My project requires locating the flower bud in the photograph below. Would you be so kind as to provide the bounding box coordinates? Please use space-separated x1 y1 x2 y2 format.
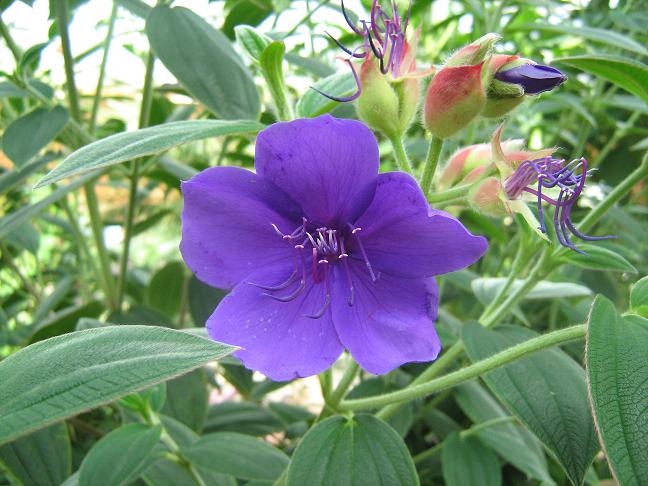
468 177 508 217
445 33 500 67
356 58 420 139
423 63 486 139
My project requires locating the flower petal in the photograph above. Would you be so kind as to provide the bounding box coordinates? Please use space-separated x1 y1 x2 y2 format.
181 166 302 289
331 264 441 375
255 115 379 226
351 172 488 278
207 265 343 381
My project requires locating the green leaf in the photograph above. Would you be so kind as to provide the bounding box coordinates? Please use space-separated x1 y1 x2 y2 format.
454 382 553 484
146 261 185 319
0 326 236 445
78 424 162 486
0 152 60 195
28 300 103 343
586 295 648 485
463 324 598 485
441 432 502 486
0 423 71 486
296 71 358 118
2 106 69 168
471 278 592 304
287 414 419 486
162 369 209 433
188 275 226 327
223 0 273 39
562 244 637 273
204 401 283 436
146 5 260 120
0 170 99 240
35 120 263 188
260 40 291 119
555 55 648 105
182 432 289 481
516 23 648 56
630 276 648 317
234 25 272 63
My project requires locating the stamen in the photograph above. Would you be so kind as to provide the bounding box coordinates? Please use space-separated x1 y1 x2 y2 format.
348 224 378 282
306 262 331 319
310 59 362 102
325 31 366 58
341 0 364 35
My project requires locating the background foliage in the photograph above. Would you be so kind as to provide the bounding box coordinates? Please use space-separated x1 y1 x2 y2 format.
1 0 647 485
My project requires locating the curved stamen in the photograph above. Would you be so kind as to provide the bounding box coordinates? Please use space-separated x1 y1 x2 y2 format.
250 269 298 291
348 224 378 282
310 59 362 102
325 31 366 58
341 0 364 35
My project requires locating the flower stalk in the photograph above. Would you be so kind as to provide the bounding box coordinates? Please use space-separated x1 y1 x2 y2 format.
341 325 586 411
389 135 414 173
420 135 444 197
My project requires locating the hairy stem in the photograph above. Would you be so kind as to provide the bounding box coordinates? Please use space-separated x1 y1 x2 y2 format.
420 135 444 197
341 325 585 411
389 135 414 173
54 0 82 123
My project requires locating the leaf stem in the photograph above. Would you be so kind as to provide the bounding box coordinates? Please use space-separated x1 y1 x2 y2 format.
420 135 443 197
116 51 156 308
389 135 414 173
54 0 82 123
341 325 585 412
460 416 517 438
89 2 118 134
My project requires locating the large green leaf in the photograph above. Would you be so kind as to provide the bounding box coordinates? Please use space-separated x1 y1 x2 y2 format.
0 423 71 486
562 244 637 273
441 432 501 486
146 261 185 319
204 401 283 436
296 71 358 118
78 424 162 486
471 278 592 304
515 23 648 56
0 326 235 445
146 5 260 120
182 432 289 481
162 369 209 433
556 55 648 105
2 106 69 168
454 382 553 484
630 276 648 317
586 295 648 485
35 120 263 187
463 324 598 486
287 414 419 486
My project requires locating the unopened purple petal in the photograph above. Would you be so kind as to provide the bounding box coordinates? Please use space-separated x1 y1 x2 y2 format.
207 265 343 381
495 64 567 95
330 263 441 375
181 167 302 290
255 115 379 227
351 172 488 278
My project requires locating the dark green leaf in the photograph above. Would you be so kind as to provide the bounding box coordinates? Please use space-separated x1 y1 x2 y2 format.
0 326 235 445
586 295 648 485
146 5 260 119
182 432 289 481
454 382 552 484
463 324 598 485
441 432 501 486
2 106 68 167
35 120 263 187
630 276 648 317
28 300 103 343
78 424 162 486
223 0 273 39
162 369 209 433
287 414 419 486
146 261 185 319
556 55 648 105
0 423 71 486
204 401 283 436
188 275 227 326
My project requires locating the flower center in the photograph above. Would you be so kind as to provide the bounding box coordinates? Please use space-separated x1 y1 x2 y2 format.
252 218 378 319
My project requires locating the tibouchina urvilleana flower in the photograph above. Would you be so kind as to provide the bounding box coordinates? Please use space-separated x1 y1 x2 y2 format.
181 116 488 380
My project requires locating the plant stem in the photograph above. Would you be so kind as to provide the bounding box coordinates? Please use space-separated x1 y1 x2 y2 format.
281 0 331 38
84 182 118 310
389 135 414 173
89 2 118 134
413 442 443 464
420 135 444 197
116 51 155 308
0 242 41 302
427 183 472 204
0 16 22 62
460 416 516 438
341 325 585 411
328 359 359 408
54 0 82 123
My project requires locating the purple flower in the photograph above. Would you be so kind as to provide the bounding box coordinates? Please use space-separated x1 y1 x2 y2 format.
181 115 487 380
504 156 614 253
495 63 567 95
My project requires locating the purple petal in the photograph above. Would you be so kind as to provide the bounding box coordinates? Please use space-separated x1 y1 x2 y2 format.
181 166 302 289
330 263 441 375
207 264 343 381
495 64 567 95
255 115 379 227
351 172 488 278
